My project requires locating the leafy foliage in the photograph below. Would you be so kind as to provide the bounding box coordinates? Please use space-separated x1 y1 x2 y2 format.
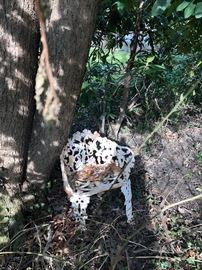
79 57 124 123
78 0 202 130
152 0 202 19
151 0 171 17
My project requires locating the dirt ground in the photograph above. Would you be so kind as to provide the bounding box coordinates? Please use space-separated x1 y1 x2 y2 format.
1 110 202 270
122 111 202 212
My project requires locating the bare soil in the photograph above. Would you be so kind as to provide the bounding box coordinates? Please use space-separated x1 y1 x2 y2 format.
1 110 202 270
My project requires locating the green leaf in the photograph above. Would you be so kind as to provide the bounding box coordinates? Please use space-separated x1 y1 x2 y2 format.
195 2 202 18
152 64 166 71
184 2 196 18
196 187 202 192
146 55 155 64
196 151 202 162
166 0 182 16
176 1 190 12
115 1 125 12
186 257 195 265
196 60 202 67
151 0 171 16
189 70 195 78
180 93 184 102
82 81 89 90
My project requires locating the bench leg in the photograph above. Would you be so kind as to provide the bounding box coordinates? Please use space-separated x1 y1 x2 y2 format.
70 194 90 228
121 179 133 223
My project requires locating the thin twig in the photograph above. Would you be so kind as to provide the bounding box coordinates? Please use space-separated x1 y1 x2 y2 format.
161 194 202 213
35 0 60 122
131 255 202 264
78 253 109 270
125 250 132 270
0 223 49 252
112 0 145 139
189 223 202 229
110 191 202 269
98 254 109 270
0 251 70 264
137 76 202 153
34 223 42 253
131 255 177 261
43 224 53 254
110 211 159 270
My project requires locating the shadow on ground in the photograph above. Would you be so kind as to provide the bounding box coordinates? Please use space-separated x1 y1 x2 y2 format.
1 111 202 269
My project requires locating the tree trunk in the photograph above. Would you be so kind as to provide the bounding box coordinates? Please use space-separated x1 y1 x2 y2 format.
0 1 39 244
26 0 99 189
0 0 99 245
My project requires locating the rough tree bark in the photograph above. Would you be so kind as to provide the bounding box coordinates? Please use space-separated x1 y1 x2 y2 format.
0 0 99 244
0 1 39 244
26 0 99 190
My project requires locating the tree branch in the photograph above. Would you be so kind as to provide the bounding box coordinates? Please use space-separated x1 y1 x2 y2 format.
111 0 145 139
161 194 202 213
35 0 60 123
